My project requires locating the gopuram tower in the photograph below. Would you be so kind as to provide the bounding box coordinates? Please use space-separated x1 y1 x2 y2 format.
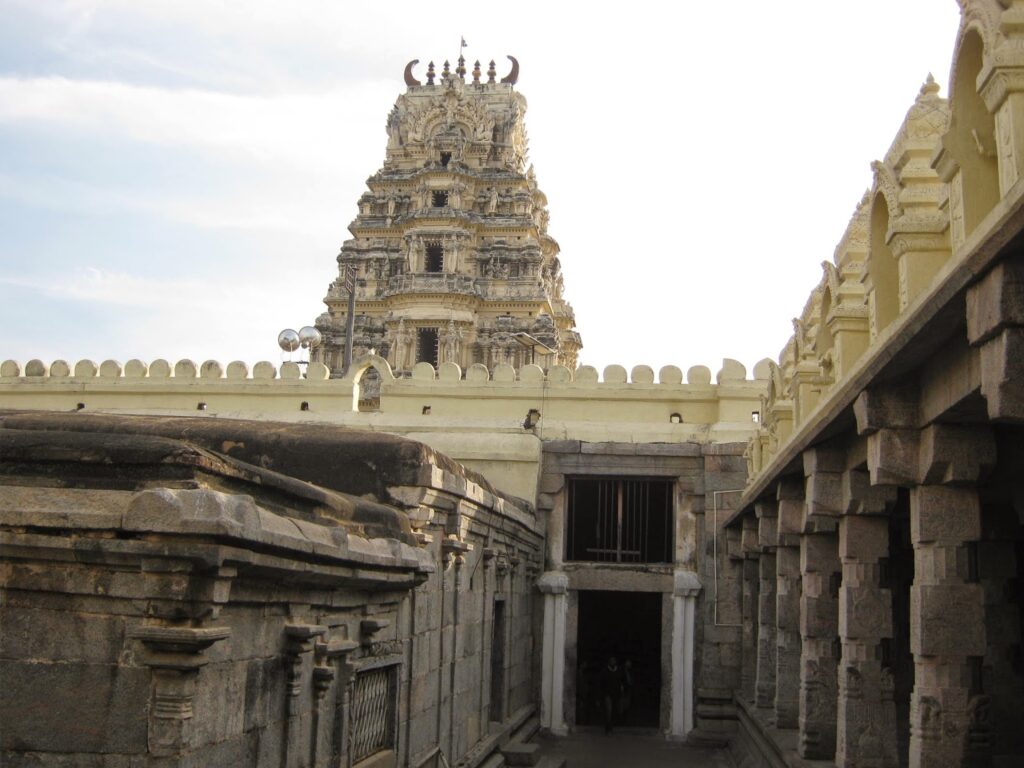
313 54 582 377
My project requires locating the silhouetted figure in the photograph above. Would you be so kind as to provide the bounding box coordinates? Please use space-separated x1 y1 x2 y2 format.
599 656 625 733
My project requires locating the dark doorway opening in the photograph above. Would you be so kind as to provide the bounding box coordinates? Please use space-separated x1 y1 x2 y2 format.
576 590 661 728
424 243 443 273
416 328 438 367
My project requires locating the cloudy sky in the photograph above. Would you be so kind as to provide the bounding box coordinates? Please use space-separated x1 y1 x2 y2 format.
0 1 962 376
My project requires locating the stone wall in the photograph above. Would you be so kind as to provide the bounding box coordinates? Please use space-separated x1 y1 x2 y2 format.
0 358 768 503
0 413 543 768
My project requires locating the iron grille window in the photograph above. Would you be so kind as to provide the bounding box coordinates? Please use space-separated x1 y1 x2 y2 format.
566 478 673 563
350 666 396 763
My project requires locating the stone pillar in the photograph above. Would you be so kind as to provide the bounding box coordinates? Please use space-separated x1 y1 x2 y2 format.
837 515 898 768
756 554 777 710
798 531 840 759
908 485 986 768
538 571 568 735
740 514 760 703
795 449 846 752
283 623 328 768
775 480 804 730
670 570 701 740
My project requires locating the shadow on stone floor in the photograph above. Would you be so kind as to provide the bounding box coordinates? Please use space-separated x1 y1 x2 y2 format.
534 730 735 768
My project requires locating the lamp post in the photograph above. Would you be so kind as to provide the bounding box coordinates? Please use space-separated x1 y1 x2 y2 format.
277 326 322 367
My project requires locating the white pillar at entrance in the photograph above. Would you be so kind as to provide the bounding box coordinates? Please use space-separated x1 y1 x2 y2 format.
537 571 569 735
670 569 701 740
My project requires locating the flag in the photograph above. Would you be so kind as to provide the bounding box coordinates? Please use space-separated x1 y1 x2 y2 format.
461 37 467 48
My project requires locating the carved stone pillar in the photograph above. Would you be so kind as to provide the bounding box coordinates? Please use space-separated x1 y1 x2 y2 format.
836 515 897 768
131 626 231 759
314 636 358 768
908 485 986 768
538 571 568 735
755 553 777 711
792 449 843 753
284 623 327 768
798 531 840 759
740 513 760 703
774 480 803 730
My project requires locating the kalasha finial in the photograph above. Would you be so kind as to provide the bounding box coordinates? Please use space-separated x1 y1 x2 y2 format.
427 61 436 85
472 60 481 84
442 60 451 79
487 60 496 84
456 54 466 80
919 72 940 99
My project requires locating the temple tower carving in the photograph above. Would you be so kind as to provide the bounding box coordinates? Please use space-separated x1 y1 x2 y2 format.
313 55 582 377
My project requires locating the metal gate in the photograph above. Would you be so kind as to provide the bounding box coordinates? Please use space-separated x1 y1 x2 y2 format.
350 666 394 763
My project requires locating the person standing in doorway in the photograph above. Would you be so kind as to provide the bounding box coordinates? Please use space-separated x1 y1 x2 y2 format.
600 656 625 733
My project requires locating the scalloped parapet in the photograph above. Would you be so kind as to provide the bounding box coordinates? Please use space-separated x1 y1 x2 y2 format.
0 357 768 434
0 358 770 385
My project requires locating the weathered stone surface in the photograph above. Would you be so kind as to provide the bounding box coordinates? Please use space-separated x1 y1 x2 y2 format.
0 661 149 753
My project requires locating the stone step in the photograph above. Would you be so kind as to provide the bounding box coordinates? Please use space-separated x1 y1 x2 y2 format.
511 715 540 744
480 755 506 768
501 742 540 766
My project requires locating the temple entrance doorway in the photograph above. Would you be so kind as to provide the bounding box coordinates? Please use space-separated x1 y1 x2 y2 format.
575 590 661 729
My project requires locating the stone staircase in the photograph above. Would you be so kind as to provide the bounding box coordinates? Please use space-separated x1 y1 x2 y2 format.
477 716 566 768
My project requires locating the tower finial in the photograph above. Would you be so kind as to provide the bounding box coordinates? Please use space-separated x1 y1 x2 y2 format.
472 60 481 84
456 54 466 80
442 60 451 79
427 61 436 85
919 72 940 98
403 59 421 87
487 60 497 84
500 55 520 85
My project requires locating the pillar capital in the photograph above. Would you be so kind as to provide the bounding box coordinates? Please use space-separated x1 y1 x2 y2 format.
536 570 568 595
803 448 844 530
854 383 919 435
841 468 897 515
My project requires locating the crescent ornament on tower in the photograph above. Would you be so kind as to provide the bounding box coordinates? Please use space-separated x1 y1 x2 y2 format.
500 55 519 85
404 59 422 87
